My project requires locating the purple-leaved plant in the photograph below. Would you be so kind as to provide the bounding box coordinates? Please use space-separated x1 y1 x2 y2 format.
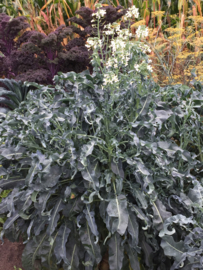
0 6 129 85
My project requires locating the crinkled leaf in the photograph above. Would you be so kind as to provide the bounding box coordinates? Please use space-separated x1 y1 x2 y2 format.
188 180 203 208
161 235 186 262
106 194 128 235
159 215 196 238
42 164 61 188
152 199 172 231
80 159 101 189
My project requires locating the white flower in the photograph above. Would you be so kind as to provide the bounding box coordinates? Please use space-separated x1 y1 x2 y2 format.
130 5 139 18
92 9 106 19
147 65 153 72
106 59 113 68
110 39 126 54
134 64 140 72
123 5 139 21
140 44 151 53
104 29 114 35
86 38 102 50
104 23 112 30
103 72 119 85
136 25 149 39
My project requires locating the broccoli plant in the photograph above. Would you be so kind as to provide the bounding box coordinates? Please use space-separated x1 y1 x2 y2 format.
1 6 203 270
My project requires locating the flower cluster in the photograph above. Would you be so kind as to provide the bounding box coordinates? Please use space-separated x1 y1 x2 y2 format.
147 65 153 72
136 25 149 39
103 72 119 85
103 23 114 35
86 5 153 87
92 8 106 21
85 38 102 51
106 58 118 69
123 5 139 21
134 61 153 73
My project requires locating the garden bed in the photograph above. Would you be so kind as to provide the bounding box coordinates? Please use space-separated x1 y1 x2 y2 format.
0 238 25 270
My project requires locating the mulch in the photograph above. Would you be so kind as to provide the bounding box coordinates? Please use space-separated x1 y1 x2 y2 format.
0 238 25 270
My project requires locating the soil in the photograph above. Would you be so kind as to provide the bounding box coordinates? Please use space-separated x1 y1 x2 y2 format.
0 237 109 270
0 238 25 270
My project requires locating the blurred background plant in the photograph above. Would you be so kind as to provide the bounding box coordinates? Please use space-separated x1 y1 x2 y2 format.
0 0 203 87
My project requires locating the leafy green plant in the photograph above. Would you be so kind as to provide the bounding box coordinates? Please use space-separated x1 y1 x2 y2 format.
0 79 38 111
0 5 203 270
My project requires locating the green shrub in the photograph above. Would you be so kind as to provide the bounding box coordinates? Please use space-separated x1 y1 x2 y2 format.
0 5 203 270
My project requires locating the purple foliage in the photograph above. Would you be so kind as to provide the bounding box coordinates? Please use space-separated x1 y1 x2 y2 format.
0 6 128 85
0 13 30 57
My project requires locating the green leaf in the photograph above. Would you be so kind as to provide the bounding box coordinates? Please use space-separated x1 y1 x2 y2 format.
84 205 99 238
108 233 124 270
47 199 64 235
130 204 150 229
188 180 203 208
125 245 140 270
111 159 124 179
159 215 196 238
106 194 129 235
152 199 172 231
66 234 80 270
41 165 61 188
79 141 96 167
79 222 102 265
80 159 101 190
0 146 26 160
0 178 25 190
22 234 47 270
161 235 186 262
128 209 139 248
54 223 71 265
3 212 20 230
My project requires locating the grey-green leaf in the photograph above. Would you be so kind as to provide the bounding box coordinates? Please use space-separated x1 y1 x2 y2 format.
161 235 186 262
79 222 102 265
84 205 99 237
107 194 129 235
108 233 124 270
152 199 172 231
54 223 71 264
